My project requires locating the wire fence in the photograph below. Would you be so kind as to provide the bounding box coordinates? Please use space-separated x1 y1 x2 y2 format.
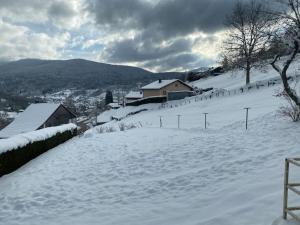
157 109 250 130
158 74 300 110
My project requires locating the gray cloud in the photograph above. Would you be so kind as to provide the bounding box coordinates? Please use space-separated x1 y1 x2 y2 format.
48 1 76 19
0 0 238 71
104 38 193 62
86 0 237 71
143 53 215 71
88 0 236 36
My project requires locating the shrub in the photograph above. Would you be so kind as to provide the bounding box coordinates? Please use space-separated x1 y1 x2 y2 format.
119 123 126 131
105 126 116 133
96 126 105 134
277 91 300 122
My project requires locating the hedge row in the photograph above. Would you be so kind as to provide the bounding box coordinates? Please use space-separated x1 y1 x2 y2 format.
0 129 77 177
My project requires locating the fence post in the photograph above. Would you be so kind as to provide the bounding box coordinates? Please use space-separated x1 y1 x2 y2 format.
159 116 163 128
203 113 208 129
177 115 181 129
244 107 250 130
283 159 289 219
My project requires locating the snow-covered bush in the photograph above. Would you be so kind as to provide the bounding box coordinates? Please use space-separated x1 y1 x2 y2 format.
277 91 300 122
96 126 106 134
118 122 140 131
119 123 126 131
105 126 116 133
125 123 138 130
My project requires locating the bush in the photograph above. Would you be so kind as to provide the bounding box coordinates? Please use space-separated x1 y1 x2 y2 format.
277 91 300 122
105 126 116 133
119 123 126 131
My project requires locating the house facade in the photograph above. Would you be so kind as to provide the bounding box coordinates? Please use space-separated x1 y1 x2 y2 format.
41 104 76 128
141 79 193 98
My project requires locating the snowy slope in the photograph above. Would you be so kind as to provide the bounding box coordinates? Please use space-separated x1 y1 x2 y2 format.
0 65 300 225
190 58 300 90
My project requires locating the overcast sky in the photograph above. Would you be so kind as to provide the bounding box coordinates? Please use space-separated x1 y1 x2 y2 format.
0 0 238 72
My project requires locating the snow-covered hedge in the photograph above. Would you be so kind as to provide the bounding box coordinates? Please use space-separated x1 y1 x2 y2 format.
0 124 77 154
0 124 77 177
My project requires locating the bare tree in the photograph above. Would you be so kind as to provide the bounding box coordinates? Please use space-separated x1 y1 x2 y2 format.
223 0 272 85
269 0 300 108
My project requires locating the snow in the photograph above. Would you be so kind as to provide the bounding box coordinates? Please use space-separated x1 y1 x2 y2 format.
272 218 300 225
0 111 18 119
0 123 77 154
107 102 120 108
1 64 300 225
0 103 61 138
125 91 143 99
141 79 192 90
109 86 280 129
190 59 300 90
97 103 159 123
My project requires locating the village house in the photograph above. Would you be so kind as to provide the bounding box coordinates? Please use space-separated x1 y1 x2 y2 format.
124 91 143 104
141 79 194 100
0 103 76 138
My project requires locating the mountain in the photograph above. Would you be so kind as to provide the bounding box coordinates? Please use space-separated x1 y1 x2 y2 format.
190 67 211 73
0 59 183 95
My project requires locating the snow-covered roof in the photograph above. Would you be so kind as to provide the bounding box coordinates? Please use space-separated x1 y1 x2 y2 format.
125 91 143 99
141 79 192 90
108 103 120 108
0 103 61 138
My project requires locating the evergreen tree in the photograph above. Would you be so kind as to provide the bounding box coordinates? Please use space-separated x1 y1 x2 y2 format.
105 90 113 105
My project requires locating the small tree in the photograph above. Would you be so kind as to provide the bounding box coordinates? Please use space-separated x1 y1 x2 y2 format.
223 0 273 85
105 90 113 105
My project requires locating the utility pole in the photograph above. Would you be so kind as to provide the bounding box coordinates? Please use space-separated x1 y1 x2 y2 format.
203 113 208 129
177 115 181 129
244 107 250 130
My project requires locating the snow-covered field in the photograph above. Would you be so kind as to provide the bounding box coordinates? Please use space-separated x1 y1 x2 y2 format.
190 59 300 90
1 65 300 225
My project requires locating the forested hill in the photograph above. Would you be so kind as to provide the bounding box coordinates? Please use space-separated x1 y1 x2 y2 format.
0 59 183 95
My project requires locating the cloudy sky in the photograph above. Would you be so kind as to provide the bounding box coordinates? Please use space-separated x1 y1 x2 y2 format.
0 0 237 72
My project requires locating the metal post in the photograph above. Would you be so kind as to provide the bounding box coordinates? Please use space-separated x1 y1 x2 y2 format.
177 115 181 129
159 116 163 128
283 159 289 219
244 107 250 130
203 113 208 129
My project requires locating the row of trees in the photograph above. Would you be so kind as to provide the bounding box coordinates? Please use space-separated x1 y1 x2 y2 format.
223 0 300 117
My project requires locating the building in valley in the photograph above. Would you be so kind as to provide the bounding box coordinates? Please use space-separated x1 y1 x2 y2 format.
141 79 194 100
0 103 76 138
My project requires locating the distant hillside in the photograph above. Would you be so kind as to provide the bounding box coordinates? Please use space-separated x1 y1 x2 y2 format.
0 59 183 95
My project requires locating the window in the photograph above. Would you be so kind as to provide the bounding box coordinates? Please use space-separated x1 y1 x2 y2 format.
163 90 166 95
175 83 178 87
